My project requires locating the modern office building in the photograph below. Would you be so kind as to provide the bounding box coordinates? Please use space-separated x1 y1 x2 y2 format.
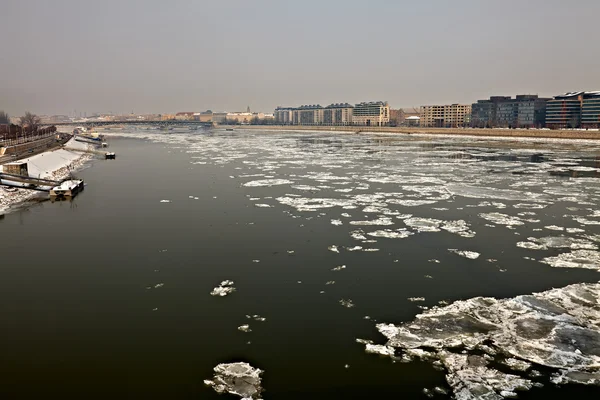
582 92 600 129
323 103 354 125
471 96 510 128
352 101 389 126
545 92 600 129
274 107 294 124
471 95 549 128
419 104 471 128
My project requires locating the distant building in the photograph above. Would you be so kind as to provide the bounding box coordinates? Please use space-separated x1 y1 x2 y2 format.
274 107 294 124
226 112 254 124
471 96 510 128
292 105 324 125
389 109 405 126
582 92 600 129
545 92 600 129
323 103 353 125
352 101 389 126
471 95 549 128
420 104 471 128
212 112 228 123
405 116 420 127
175 112 195 121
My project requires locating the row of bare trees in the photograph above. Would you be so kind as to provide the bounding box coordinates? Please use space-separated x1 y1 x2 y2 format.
0 110 41 129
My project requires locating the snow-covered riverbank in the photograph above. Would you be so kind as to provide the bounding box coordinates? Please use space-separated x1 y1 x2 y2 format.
0 139 93 214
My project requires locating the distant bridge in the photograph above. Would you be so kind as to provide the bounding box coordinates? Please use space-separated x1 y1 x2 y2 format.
44 120 214 128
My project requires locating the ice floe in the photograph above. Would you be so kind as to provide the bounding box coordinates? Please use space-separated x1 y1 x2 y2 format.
540 250 600 271
243 179 293 187
328 245 340 253
204 362 264 399
349 217 395 226
516 236 597 251
211 280 236 297
479 212 525 226
339 299 355 308
371 282 600 398
238 324 252 333
367 229 413 239
448 249 480 260
332 265 346 271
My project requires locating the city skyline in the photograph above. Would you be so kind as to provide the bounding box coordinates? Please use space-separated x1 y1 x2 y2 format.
1 0 600 116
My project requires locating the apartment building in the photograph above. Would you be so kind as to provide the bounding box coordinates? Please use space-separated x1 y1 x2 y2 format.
274 107 294 124
352 101 389 126
323 103 354 125
292 105 324 125
420 104 471 128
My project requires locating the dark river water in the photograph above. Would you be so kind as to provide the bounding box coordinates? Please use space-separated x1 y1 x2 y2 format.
1 129 600 399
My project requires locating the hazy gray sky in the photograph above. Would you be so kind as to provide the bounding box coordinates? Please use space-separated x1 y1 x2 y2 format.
1 0 599 116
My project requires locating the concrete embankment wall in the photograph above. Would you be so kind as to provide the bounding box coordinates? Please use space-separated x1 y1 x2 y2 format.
1 136 57 156
233 125 600 140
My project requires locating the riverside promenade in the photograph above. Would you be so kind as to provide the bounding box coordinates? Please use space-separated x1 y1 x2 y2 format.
235 125 600 140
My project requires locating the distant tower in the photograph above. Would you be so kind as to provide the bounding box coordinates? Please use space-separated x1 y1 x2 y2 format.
247 106 251 113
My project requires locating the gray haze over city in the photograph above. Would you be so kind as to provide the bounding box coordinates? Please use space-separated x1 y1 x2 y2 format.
1 0 599 116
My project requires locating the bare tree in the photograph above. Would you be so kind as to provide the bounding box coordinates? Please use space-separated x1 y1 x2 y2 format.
19 111 41 131
0 110 9 124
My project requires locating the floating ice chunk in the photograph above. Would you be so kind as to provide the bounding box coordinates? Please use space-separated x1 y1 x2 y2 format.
362 248 380 252
331 219 343 226
325 281 336 285
408 297 426 302
254 204 272 208
356 338 374 345
441 220 476 238
332 265 346 271
509 203 544 210
211 280 236 297
545 225 564 231
428 259 440 263
346 246 363 251
350 230 367 240
502 358 532 372
350 217 395 226
540 250 600 271
404 217 442 232
328 245 339 253
252 259 260 263
365 344 395 357
517 236 597 251
154 283 164 289
448 249 480 259
339 299 355 308
367 229 413 239
374 282 600 397
246 315 266 322
204 362 264 399
341 213 352 218
566 228 585 233
238 325 252 333
479 212 524 226
287 250 295 254
388 199 438 207
243 179 293 187
160 200 171 203
573 217 600 225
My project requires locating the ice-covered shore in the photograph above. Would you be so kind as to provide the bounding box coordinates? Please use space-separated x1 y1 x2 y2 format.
0 139 92 214
372 282 600 398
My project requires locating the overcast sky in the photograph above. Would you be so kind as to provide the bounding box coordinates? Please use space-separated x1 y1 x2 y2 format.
1 0 599 116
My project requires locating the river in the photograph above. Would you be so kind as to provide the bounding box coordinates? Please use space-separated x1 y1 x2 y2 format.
1 128 599 399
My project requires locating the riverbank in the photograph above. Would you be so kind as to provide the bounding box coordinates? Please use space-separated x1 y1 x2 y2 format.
234 125 600 140
0 138 92 214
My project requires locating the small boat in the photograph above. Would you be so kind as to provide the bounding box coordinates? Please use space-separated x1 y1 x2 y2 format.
50 180 84 198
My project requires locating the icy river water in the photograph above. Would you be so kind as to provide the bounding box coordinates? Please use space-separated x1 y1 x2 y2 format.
1 129 600 399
